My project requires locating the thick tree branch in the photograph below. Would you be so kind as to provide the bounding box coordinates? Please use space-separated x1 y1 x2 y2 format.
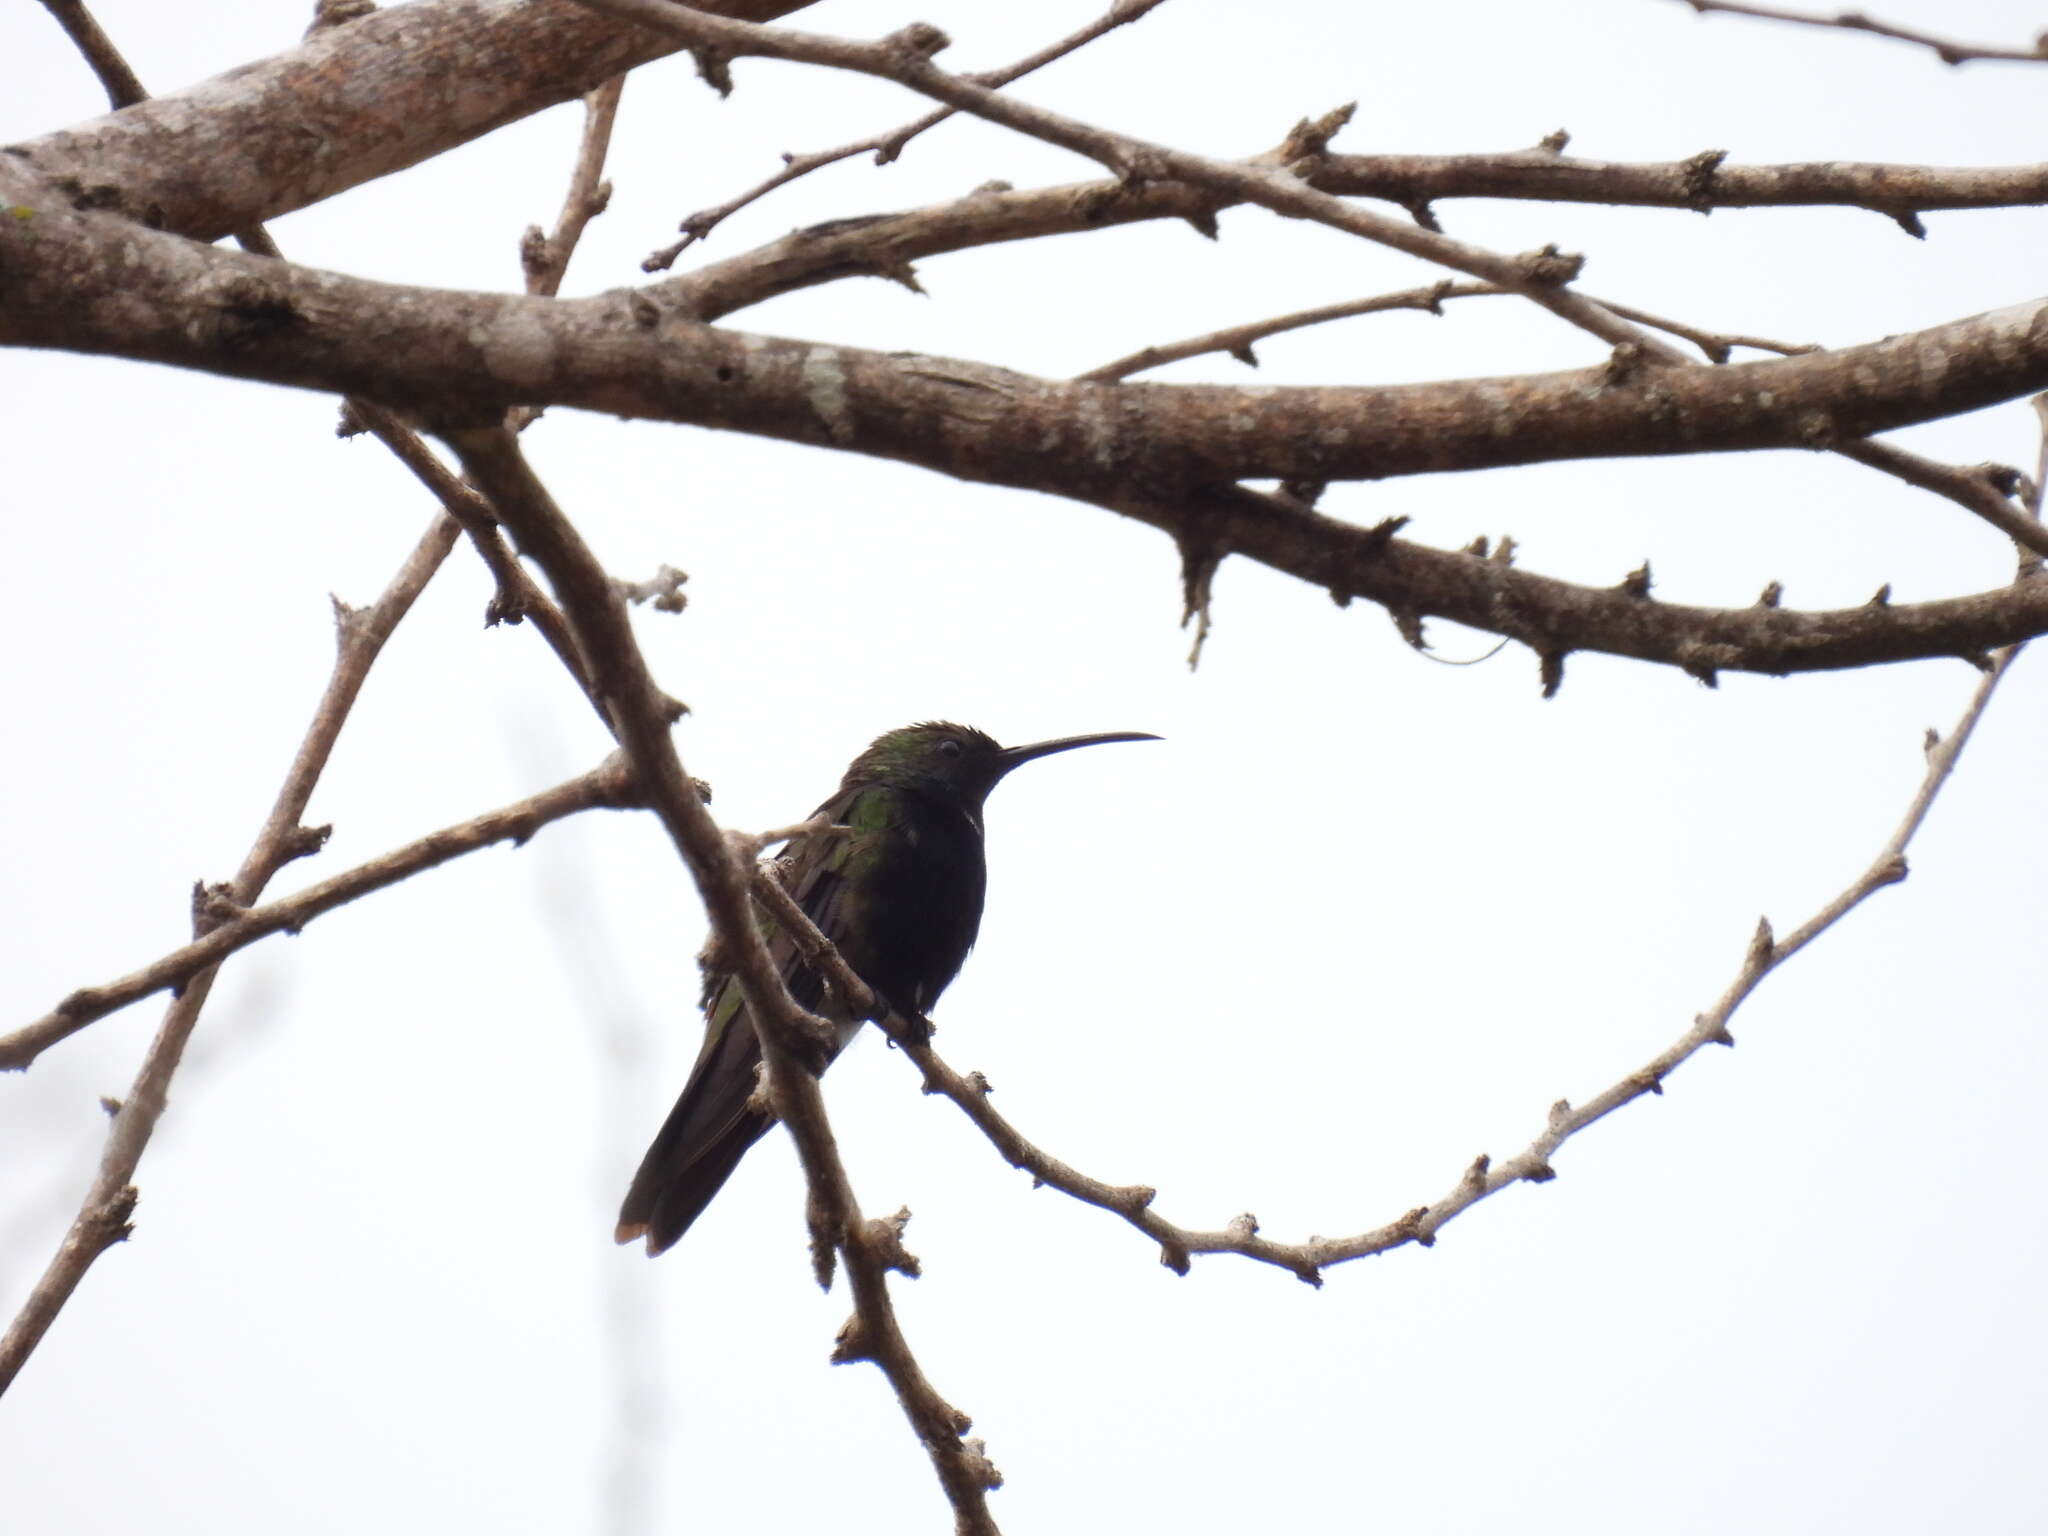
1 759 639 1073
8 0 818 243
8 171 2048 676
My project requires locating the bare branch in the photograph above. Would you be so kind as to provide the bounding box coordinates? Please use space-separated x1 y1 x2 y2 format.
1672 0 2048 67
576 0 1680 357
0 515 458 1396
442 428 1001 1533
33 0 146 109
2 759 639 1073
647 0 1170 269
752 611 2029 1282
7 0 821 242
1077 282 1501 381
522 76 627 299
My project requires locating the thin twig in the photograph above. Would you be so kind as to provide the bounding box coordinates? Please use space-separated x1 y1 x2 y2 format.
524 76 627 298
0 516 459 1396
2 759 638 1072
576 0 1685 360
1674 0 2048 66
33 0 146 108
645 0 1169 269
1077 282 1499 381
748 617 2027 1281
442 427 1002 1534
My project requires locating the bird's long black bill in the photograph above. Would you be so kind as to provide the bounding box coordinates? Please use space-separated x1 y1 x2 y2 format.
996 731 1161 777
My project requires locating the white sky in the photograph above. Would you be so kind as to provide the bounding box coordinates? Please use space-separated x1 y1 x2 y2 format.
5 1 2048 1532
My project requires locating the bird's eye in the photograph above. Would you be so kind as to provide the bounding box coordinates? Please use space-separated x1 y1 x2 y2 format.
938 738 963 758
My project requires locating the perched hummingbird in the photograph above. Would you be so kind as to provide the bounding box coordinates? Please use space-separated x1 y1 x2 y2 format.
616 721 1158 1255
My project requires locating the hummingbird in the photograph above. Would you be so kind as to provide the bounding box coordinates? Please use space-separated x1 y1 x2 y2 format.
616 721 1159 1255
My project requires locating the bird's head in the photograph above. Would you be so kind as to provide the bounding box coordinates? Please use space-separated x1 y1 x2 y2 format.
844 721 1159 810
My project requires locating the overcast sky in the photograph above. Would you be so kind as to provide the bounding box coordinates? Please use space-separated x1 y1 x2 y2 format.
6 2 2048 1532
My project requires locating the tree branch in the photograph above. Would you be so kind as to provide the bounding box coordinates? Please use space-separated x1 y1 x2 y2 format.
2 759 639 1073
647 0 1171 268
443 427 1002 1533
1672 0 2048 67
750 591 2031 1282
0 514 458 1397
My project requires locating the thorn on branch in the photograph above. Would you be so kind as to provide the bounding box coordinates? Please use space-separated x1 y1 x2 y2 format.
882 22 952 62
281 823 332 866
1539 649 1567 699
1406 200 1442 233
1361 515 1409 555
1492 536 1518 567
1278 101 1357 162
1618 561 1654 599
99 1096 122 1117
1391 608 1427 651
1182 207 1221 240
1867 583 1892 607
1875 853 1910 887
1757 580 1784 608
1536 128 1571 154
1891 210 1929 239
1464 535 1490 557
831 1313 871 1363
1280 477 1328 508
1158 1240 1191 1275
1747 915 1776 968
1923 726 1941 755
865 1206 922 1278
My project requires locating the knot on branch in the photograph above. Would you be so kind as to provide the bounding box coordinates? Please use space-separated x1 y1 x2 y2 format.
1679 148 1728 211
883 22 951 62
195 270 303 348
189 880 244 938
1513 244 1583 287
862 1206 922 1278
830 1312 870 1363
960 1438 1005 1492
1675 640 1740 689
305 0 378 35
1601 343 1651 387
1226 1212 1260 1241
